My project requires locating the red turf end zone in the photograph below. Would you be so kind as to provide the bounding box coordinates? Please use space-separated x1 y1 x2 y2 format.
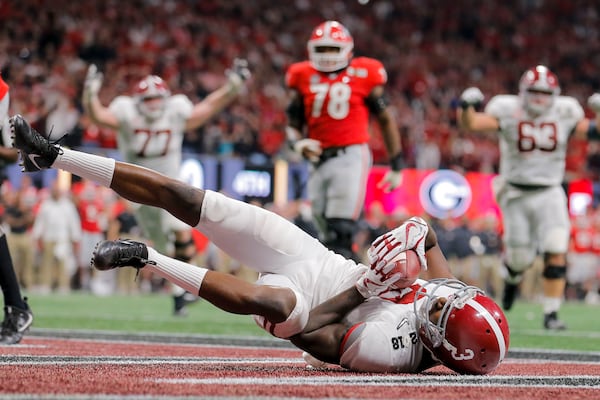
1 337 599 399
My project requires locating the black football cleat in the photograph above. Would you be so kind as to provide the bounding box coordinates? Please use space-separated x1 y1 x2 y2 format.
502 282 519 311
0 299 33 345
544 311 567 330
9 114 61 171
92 239 154 271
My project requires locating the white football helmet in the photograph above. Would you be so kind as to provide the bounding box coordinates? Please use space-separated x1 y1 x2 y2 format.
307 21 353 72
518 65 560 116
133 75 171 121
414 279 510 375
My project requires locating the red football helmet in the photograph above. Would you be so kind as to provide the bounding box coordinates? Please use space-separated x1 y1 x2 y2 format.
414 279 510 375
518 65 560 115
307 21 354 72
133 75 171 120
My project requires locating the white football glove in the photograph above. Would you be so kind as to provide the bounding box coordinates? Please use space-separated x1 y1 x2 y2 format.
378 285 414 303
367 216 429 275
377 170 402 193
355 255 405 298
588 93 600 113
225 58 251 94
460 87 484 107
293 138 322 163
83 64 103 101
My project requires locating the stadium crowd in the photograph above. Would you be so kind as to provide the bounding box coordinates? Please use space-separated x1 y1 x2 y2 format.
0 0 600 301
1 0 599 174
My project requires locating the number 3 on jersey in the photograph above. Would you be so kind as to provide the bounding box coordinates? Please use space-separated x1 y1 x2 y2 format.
310 82 351 119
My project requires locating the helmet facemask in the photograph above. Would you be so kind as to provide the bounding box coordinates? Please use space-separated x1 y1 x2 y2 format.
134 75 171 121
519 65 560 116
308 21 354 73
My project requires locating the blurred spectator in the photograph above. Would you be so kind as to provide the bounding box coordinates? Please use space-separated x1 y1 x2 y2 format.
3 184 35 290
0 0 599 183
31 180 81 294
72 179 108 293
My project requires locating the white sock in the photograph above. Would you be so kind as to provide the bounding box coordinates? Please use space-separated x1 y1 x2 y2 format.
53 148 115 188
145 247 207 296
542 296 562 314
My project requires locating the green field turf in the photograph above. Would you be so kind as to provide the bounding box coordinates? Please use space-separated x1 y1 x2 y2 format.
20 292 600 352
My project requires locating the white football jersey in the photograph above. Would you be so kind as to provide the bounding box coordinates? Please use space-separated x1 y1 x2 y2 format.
485 94 584 186
109 94 194 178
339 279 459 373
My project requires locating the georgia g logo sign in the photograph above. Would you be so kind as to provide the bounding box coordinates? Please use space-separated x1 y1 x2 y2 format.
419 170 472 218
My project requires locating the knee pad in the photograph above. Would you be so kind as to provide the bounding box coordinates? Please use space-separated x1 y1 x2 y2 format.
252 288 308 339
543 265 567 280
541 227 570 254
505 246 536 273
323 218 357 258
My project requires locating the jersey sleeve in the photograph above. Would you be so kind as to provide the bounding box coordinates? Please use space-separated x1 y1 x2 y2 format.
353 57 388 87
168 94 194 120
558 96 585 122
285 62 305 90
108 96 136 122
484 95 519 119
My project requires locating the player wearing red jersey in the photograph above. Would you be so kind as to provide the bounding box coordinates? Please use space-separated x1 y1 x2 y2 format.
0 76 33 344
285 21 404 261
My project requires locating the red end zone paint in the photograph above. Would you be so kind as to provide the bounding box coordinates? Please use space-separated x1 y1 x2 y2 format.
1 337 599 399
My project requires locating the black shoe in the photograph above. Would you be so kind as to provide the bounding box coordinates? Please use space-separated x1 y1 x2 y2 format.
544 311 567 330
9 114 61 171
92 240 154 271
502 282 519 311
0 299 33 345
173 292 199 317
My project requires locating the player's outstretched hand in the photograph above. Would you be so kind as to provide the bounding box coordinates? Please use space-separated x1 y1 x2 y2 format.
460 87 484 107
293 138 322 163
588 93 600 113
377 170 402 193
83 64 103 101
226 58 251 93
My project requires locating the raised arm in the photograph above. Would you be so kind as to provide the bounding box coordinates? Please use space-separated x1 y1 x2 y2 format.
81 64 120 130
571 93 600 141
456 87 500 132
184 58 250 131
370 85 404 193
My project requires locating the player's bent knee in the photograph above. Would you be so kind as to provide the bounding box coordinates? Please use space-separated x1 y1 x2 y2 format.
542 265 567 280
505 247 536 273
541 227 570 254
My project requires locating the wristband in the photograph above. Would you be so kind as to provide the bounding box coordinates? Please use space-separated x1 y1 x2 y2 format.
587 120 600 141
390 152 404 171
460 100 472 110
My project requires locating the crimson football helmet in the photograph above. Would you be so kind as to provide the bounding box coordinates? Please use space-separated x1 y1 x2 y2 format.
307 21 353 72
133 75 171 120
518 65 560 116
414 279 510 375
